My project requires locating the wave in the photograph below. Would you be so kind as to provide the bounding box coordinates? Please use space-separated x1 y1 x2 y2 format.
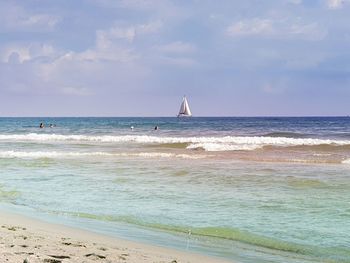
342 159 350 164
0 133 350 145
0 150 205 160
63 211 350 261
286 178 329 188
3 150 347 164
262 132 309 138
0 185 19 202
187 143 262 151
2 133 350 145
1 133 350 152
65 212 310 253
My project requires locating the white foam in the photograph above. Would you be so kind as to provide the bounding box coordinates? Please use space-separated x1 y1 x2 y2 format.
0 133 349 145
312 153 332 157
342 159 350 164
1 133 350 152
0 151 205 160
187 143 262 151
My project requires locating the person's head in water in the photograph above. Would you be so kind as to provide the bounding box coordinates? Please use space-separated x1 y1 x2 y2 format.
39 123 44 128
154 126 159 130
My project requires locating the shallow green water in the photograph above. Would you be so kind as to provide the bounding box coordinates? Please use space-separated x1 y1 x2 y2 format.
0 117 350 262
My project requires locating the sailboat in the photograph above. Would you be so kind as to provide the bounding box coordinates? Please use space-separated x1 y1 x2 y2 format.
177 96 192 117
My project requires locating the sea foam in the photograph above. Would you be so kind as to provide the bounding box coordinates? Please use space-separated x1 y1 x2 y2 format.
186 143 262 151
1 133 350 152
342 159 350 164
1 133 350 144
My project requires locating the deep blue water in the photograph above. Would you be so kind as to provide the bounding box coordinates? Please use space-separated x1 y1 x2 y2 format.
1 116 350 137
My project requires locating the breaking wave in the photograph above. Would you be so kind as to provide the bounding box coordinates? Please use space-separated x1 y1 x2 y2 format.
186 143 262 151
1 133 350 152
342 159 350 164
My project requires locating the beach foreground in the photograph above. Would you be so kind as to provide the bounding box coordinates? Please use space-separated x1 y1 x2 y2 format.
0 211 231 263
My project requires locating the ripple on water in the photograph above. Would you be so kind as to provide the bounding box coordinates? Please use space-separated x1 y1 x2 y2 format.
286 177 329 189
173 170 189 176
0 185 20 202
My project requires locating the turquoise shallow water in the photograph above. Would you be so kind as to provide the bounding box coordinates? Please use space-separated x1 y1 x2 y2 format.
0 117 350 262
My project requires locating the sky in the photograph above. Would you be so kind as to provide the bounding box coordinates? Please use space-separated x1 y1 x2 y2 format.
0 0 350 116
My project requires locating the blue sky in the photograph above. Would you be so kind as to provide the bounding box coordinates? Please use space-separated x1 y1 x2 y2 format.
0 0 350 116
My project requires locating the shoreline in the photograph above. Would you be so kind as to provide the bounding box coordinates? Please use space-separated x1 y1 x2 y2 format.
0 209 233 263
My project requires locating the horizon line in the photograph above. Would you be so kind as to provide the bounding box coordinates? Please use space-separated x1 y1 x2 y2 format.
0 115 349 118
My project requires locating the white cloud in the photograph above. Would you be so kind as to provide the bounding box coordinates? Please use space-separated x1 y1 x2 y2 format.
0 16 164 96
226 18 327 41
77 46 137 62
17 14 60 30
0 3 60 32
1 43 57 64
96 21 162 46
327 0 346 9
81 22 164 62
4 48 30 64
137 20 163 34
97 27 136 44
84 21 163 62
0 46 143 98
227 19 274 37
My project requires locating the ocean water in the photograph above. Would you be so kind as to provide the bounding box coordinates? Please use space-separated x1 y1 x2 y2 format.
0 117 350 262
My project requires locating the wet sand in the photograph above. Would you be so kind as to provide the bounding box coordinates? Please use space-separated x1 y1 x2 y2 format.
0 210 232 263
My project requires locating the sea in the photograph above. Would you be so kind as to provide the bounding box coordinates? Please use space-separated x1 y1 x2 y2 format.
0 117 349 263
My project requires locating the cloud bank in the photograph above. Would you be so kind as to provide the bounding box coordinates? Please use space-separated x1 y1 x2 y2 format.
0 0 349 116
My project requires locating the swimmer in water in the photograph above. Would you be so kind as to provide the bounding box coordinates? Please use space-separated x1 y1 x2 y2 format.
39 123 44 128
154 126 159 130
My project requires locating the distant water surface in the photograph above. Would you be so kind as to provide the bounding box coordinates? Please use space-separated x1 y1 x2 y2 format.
0 117 350 263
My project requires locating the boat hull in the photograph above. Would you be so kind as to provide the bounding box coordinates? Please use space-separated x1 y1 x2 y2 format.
177 114 192 117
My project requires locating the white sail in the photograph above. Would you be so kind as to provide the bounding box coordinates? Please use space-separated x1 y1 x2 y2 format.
178 96 192 117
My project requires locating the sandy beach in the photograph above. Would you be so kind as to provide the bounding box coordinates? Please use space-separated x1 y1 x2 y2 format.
0 211 231 263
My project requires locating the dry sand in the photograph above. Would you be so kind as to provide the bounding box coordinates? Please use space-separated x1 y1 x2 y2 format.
0 211 232 263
